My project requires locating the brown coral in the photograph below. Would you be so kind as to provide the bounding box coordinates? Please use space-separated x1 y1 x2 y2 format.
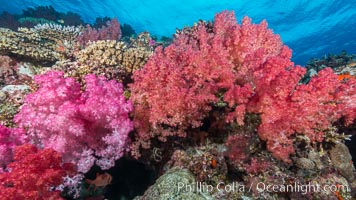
329 142 355 181
0 24 81 62
68 39 152 83
0 55 18 86
167 145 228 186
0 88 30 127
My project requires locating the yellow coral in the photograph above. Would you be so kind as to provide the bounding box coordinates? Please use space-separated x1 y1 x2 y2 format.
72 39 152 82
0 24 81 62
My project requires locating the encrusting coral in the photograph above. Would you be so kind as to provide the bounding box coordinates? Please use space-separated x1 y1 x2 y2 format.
0 24 81 62
76 40 152 80
55 35 153 84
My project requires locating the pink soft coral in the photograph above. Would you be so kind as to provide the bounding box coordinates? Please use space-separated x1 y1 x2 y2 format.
78 18 122 46
130 11 355 161
130 11 291 157
14 71 133 172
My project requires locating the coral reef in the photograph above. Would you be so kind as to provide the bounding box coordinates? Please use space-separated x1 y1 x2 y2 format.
151 130 354 200
0 8 354 200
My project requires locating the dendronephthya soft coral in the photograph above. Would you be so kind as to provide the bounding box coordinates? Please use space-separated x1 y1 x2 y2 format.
14 70 133 172
130 11 355 162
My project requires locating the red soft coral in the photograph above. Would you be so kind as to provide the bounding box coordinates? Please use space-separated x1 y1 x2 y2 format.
253 68 355 162
130 11 291 157
0 144 75 200
130 11 355 162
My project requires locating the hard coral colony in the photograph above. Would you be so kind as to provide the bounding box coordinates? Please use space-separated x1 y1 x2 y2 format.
0 8 355 200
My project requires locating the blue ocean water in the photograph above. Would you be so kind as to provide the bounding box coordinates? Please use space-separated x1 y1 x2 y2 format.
1 0 355 65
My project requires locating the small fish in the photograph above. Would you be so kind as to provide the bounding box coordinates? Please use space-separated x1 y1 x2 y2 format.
211 159 217 168
57 19 65 24
345 61 356 68
337 73 355 81
334 191 343 200
334 183 344 200
85 172 112 191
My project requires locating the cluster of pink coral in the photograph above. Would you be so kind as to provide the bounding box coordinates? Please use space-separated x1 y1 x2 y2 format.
78 18 122 46
130 11 355 161
14 70 133 172
0 144 74 200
